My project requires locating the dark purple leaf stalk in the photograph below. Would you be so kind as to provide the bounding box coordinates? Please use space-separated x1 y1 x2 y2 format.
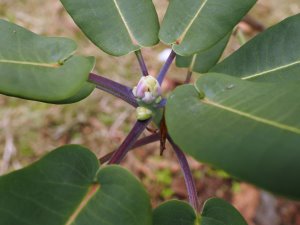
135 50 149 76
88 49 199 211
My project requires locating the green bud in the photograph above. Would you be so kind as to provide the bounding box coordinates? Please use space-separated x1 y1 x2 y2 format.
155 96 162 104
136 107 153 121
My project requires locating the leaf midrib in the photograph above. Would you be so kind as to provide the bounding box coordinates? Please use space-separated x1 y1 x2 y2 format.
201 97 300 135
113 0 139 46
190 54 197 71
242 60 300 80
176 0 208 44
66 183 100 225
0 59 60 68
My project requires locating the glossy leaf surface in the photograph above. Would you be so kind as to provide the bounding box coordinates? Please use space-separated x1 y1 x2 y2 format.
159 0 256 56
212 14 300 82
0 19 95 103
166 73 300 199
60 0 159 56
176 32 231 73
0 145 152 225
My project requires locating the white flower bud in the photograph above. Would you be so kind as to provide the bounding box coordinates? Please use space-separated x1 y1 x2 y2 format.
132 75 161 104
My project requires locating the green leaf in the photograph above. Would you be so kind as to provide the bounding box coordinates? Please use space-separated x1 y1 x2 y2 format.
211 14 300 82
159 0 256 56
0 145 152 225
176 32 231 73
153 199 247 225
166 73 300 199
53 82 95 104
0 19 95 103
201 198 247 225
153 200 197 225
60 0 159 56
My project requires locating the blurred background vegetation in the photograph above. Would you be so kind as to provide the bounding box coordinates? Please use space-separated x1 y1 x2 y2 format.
0 0 299 224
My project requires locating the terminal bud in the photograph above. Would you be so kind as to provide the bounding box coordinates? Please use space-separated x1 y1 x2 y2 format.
132 75 161 104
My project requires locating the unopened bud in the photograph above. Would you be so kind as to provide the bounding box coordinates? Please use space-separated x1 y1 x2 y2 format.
132 75 161 104
136 107 153 121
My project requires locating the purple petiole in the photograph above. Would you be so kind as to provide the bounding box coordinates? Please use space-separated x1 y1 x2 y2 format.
99 133 160 164
157 50 177 85
108 119 152 164
88 73 138 108
168 135 200 212
135 50 149 76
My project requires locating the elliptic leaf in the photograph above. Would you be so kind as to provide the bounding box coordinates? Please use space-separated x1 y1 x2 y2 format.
0 145 152 225
166 73 300 199
211 14 300 82
176 32 231 73
0 19 95 103
159 0 256 56
60 0 160 56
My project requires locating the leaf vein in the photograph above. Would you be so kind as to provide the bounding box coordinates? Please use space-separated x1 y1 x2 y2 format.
0 59 60 68
201 98 300 135
113 0 139 46
66 183 100 225
176 0 208 44
242 60 300 80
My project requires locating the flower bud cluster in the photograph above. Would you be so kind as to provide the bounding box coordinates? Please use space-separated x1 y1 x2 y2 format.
132 75 162 104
